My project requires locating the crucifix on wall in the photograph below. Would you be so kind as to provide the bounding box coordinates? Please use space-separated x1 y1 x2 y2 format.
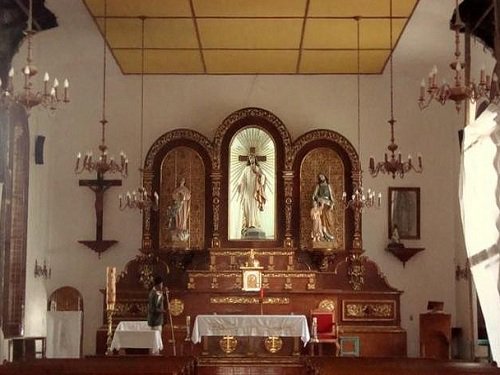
78 171 121 256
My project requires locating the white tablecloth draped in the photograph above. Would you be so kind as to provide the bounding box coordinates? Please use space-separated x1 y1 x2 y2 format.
46 311 82 358
191 314 310 346
110 321 163 353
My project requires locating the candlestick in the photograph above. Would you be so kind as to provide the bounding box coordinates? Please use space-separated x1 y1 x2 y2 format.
185 315 191 341
106 266 116 310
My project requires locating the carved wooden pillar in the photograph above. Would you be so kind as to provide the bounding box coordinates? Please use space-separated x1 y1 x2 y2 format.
348 168 365 291
142 170 154 250
211 171 222 248
350 168 363 251
283 170 294 248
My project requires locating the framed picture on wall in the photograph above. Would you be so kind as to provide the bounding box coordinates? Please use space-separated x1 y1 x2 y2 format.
388 187 420 240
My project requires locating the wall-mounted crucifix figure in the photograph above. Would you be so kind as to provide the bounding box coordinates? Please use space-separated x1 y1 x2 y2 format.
78 171 121 256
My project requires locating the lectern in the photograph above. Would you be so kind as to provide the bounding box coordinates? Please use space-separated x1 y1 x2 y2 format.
419 312 451 359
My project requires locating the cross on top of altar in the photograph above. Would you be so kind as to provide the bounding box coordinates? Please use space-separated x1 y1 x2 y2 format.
238 147 267 163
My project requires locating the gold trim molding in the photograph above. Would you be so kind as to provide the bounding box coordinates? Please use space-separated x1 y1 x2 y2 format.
210 296 290 305
342 300 396 321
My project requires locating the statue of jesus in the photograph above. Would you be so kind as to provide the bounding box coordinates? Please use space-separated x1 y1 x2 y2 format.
237 153 267 237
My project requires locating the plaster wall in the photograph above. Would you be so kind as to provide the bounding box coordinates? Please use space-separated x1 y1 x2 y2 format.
12 0 495 356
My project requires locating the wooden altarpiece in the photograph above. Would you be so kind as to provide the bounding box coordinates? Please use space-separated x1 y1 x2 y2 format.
97 108 406 358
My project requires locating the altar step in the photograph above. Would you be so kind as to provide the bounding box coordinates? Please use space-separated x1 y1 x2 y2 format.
197 356 305 375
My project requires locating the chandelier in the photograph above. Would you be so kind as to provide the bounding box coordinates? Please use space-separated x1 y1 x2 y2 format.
418 0 498 112
342 188 381 210
0 0 69 114
369 2 423 179
119 17 158 211
342 17 381 212
74 0 127 177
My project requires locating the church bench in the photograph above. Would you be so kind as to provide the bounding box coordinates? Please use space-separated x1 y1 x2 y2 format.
0 356 196 375
304 357 500 375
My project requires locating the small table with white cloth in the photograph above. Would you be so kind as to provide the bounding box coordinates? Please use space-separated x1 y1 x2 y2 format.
191 314 310 356
110 321 163 354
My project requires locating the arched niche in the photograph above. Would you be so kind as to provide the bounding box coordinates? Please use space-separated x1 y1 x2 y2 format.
47 286 84 358
212 108 292 248
291 129 360 251
143 129 213 251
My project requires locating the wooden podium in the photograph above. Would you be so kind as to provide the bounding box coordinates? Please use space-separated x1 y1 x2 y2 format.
419 312 451 359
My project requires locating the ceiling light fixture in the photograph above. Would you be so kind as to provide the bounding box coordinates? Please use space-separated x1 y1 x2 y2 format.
342 17 381 212
74 0 128 177
370 1 423 179
418 0 498 112
119 16 159 211
0 0 69 114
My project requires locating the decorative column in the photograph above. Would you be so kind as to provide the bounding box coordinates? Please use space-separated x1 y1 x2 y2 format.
283 170 294 248
210 171 222 248
348 168 365 291
141 170 154 250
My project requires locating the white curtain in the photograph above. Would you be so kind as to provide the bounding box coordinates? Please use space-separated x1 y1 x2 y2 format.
46 311 82 358
460 103 500 364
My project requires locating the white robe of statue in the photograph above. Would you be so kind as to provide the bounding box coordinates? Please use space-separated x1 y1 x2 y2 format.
237 155 266 232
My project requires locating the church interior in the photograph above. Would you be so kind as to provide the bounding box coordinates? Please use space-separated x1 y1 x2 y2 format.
1 0 500 374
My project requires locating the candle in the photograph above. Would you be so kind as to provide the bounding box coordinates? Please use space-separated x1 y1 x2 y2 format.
260 287 264 300
63 79 69 102
106 267 116 310
75 153 81 170
186 315 191 336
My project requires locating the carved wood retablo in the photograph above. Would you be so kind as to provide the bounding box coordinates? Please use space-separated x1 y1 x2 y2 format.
160 146 205 249
300 147 345 249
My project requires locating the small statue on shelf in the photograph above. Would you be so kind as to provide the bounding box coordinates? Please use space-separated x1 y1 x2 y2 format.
388 225 404 248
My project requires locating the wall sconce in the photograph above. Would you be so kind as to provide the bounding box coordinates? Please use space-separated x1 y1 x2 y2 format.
455 263 469 281
34 259 51 279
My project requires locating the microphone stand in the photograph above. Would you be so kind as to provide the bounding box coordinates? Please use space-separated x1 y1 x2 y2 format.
164 288 177 356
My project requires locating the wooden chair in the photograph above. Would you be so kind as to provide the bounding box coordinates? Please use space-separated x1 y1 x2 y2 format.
310 309 340 356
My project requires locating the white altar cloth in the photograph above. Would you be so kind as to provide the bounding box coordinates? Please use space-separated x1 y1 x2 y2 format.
191 315 310 346
110 321 163 353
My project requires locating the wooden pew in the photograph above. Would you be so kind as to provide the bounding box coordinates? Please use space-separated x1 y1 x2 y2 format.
0 356 196 375
304 357 500 375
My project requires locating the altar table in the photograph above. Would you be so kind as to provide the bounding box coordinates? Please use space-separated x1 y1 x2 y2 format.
191 314 310 346
110 321 163 354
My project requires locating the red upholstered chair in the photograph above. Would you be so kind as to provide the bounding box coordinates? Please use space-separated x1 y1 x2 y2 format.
310 309 340 356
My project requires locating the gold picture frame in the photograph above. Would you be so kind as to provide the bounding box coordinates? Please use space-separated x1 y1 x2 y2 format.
241 269 262 292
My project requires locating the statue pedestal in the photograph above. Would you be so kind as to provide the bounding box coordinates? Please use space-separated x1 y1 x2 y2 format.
242 227 266 239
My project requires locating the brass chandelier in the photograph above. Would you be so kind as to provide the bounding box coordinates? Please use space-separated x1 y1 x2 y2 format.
119 17 158 211
342 17 381 212
74 0 128 177
0 0 69 114
418 0 499 112
369 1 423 179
